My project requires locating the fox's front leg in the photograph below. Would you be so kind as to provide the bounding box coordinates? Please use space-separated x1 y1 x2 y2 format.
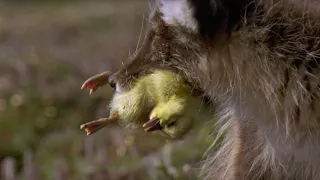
81 71 113 94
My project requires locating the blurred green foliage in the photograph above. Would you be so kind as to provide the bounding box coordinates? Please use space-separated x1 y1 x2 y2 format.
0 0 216 179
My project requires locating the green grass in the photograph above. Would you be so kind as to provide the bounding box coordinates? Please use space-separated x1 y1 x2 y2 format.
0 1 216 179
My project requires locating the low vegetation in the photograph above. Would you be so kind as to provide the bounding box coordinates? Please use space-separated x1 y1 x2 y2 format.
0 1 215 179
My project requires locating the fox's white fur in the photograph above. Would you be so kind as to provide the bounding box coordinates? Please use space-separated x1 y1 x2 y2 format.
158 0 198 32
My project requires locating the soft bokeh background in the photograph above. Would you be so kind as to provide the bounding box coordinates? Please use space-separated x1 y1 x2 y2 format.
0 0 215 179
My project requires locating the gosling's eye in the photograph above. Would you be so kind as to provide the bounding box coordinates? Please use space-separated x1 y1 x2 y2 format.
167 121 176 128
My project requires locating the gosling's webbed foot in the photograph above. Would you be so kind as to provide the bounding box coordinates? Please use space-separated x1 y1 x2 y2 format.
81 71 113 94
80 112 119 135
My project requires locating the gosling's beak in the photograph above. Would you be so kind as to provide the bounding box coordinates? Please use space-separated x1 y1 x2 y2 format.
107 73 125 93
143 118 163 132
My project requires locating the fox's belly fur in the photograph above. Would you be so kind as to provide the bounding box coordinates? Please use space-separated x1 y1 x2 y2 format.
204 88 320 179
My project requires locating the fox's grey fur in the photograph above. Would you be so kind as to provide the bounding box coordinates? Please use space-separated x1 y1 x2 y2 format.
110 0 320 179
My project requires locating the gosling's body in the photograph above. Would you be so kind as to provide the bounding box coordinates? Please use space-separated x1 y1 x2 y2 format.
110 70 208 139
81 70 211 139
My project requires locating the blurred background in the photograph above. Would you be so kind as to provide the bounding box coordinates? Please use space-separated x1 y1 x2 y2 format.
0 0 215 179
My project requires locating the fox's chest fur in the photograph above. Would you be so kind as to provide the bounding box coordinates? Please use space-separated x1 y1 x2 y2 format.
156 1 320 179
109 0 320 179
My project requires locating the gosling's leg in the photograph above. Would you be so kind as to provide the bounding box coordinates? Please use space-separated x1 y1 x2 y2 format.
80 112 119 135
81 71 113 94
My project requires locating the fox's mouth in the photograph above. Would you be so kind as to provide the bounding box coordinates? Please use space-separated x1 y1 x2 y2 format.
81 69 210 136
110 73 166 132
113 83 124 93
81 70 165 134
